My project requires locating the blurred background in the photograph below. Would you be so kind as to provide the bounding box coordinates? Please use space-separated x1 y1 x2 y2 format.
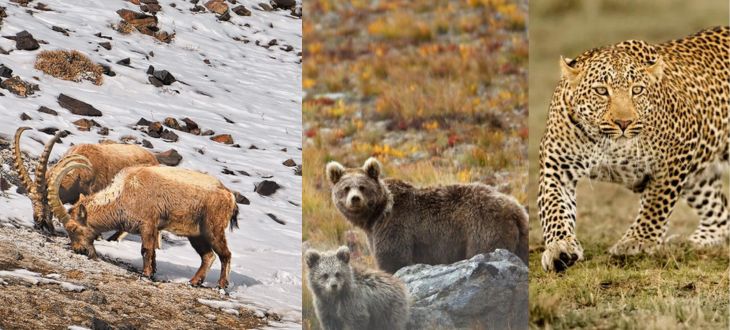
302 0 528 328
528 0 729 329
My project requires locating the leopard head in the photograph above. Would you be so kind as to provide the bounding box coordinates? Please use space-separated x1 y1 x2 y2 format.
559 40 664 141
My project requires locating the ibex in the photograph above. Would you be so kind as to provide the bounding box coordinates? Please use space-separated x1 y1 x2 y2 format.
13 127 159 237
48 157 239 288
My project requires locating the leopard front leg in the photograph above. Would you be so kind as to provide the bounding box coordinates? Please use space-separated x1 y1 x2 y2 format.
608 177 679 255
538 163 585 272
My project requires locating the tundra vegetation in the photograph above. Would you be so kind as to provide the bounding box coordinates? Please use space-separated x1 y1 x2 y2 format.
528 0 729 328
302 0 528 328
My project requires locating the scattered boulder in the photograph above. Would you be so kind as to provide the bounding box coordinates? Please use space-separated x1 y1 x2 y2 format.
38 106 58 115
201 130 215 136
58 94 102 116
210 134 234 144
99 64 116 77
148 122 163 137
204 0 228 15
15 30 40 51
116 58 131 66
181 118 199 134
282 159 296 167
163 117 181 130
255 180 280 196
20 113 31 121
258 3 273 11
98 42 111 50
156 149 182 166
152 70 176 85
394 250 528 330
160 130 179 142
218 10 231 21
73 118 100 131
266 213 285 225
146 65 155 75
97 127 109 136
271 0 296 10
142 139 153 149
1 76 39 97
51 26 70 36
232 5 251 16
0 64 12 78
148 76 163 87
233 191 250 205
136 117 152 126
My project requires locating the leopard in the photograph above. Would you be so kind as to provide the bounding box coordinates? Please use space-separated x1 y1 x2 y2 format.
537 26 729 272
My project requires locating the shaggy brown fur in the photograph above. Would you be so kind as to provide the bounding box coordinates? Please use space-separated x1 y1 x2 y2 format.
34 50 104 85
327 158 529 273
48 161 239 288
12 128 159 234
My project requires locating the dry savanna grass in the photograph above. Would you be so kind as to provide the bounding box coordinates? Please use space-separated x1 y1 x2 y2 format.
303 0 528 328
34 50 104 85
528 0 730 328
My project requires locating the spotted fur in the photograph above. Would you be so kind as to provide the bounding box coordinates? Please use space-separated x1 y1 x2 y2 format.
538 26 729 271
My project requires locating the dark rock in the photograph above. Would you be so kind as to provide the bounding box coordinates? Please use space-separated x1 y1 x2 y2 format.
141 139 153 149
280 45 293 52
19 113 31 121
98 127 109 136
237 170 250 176
148 122 163 137
248 145 258 150
0 176 11 192
181 117 199 131
255 180 280 196
291 6 301 17
163 117 181 130
136 117 152 126
99 64 116 77
218 10 231 21
38 127 60 135
58 94 102 116
222 168 235 175
266 213 285 225
148 76 163 87
201 130 214 136
395 250 528 330
51 26 70 36
98 41 111 50
156 149 182 166
0 64 13 78
222 116 234 124
160 130 178 142
267 39 278 46
38 106 58 115
146 65 155 75
258 3 273 11
232 5 250 16
94 32 113 40
271 0 295 10
282 158 296 167
116 57 131 66
91 317 113 330
15 30 39 51
152 70 176 85
233 191 250 205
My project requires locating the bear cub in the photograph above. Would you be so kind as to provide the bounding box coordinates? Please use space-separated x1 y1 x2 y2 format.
305 246 409 330
327 157 529 273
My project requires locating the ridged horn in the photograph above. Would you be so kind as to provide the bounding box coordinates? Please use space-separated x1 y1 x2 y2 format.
34 130 64 199
45 154 89 194
48 159 91 224
12 127 36 199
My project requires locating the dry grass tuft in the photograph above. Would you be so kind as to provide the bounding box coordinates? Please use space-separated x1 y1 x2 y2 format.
34 50 104 85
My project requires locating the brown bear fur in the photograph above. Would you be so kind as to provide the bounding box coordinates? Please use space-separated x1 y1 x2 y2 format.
326 158 529 273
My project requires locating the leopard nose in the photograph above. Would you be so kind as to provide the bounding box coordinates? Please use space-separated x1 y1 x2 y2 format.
613 119 633 131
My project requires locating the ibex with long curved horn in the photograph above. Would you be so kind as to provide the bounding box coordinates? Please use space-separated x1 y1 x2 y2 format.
13 127 159 235
49 158 239 288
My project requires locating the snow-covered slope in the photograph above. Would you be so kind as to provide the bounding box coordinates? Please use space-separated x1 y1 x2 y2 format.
0 0 301 327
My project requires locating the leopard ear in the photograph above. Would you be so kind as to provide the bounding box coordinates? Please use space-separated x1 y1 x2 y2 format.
646 56 664 82
559 56 582 86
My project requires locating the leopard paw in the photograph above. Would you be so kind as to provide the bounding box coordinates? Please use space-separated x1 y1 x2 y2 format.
541 238 584 272
608 236 661 256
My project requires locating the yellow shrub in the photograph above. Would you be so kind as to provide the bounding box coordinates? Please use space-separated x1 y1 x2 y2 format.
34 50 103 85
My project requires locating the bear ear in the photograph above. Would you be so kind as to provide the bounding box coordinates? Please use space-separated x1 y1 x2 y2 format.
362 157 381 180
305 250 321 269
646 56 664 82
325 161 345 185
559 56 582 86
336 246 350 264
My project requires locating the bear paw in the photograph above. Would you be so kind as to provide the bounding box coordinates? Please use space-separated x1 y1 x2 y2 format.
541 238 584 272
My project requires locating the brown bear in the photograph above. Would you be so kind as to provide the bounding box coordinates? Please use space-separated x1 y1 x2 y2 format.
326 157 529 273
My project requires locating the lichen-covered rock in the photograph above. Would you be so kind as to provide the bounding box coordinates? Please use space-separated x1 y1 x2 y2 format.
394 250 528 330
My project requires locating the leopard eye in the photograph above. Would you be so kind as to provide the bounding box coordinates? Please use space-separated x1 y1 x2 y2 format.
592 86 609 96
631 85 645 95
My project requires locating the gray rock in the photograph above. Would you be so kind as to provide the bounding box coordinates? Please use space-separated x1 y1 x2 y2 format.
394 250 528 330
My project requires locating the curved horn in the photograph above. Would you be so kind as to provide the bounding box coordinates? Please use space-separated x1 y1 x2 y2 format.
48 159 91 224
34 130 64 198
13 127 36 199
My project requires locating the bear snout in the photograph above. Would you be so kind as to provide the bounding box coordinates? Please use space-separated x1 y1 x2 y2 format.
346 190 365 208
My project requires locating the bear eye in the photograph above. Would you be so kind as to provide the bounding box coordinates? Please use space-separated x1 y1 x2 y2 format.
631 85 645 95
322 274 329 280
592 86 609 96
359 185 366 192
344 186 351 192
334 272 340 278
